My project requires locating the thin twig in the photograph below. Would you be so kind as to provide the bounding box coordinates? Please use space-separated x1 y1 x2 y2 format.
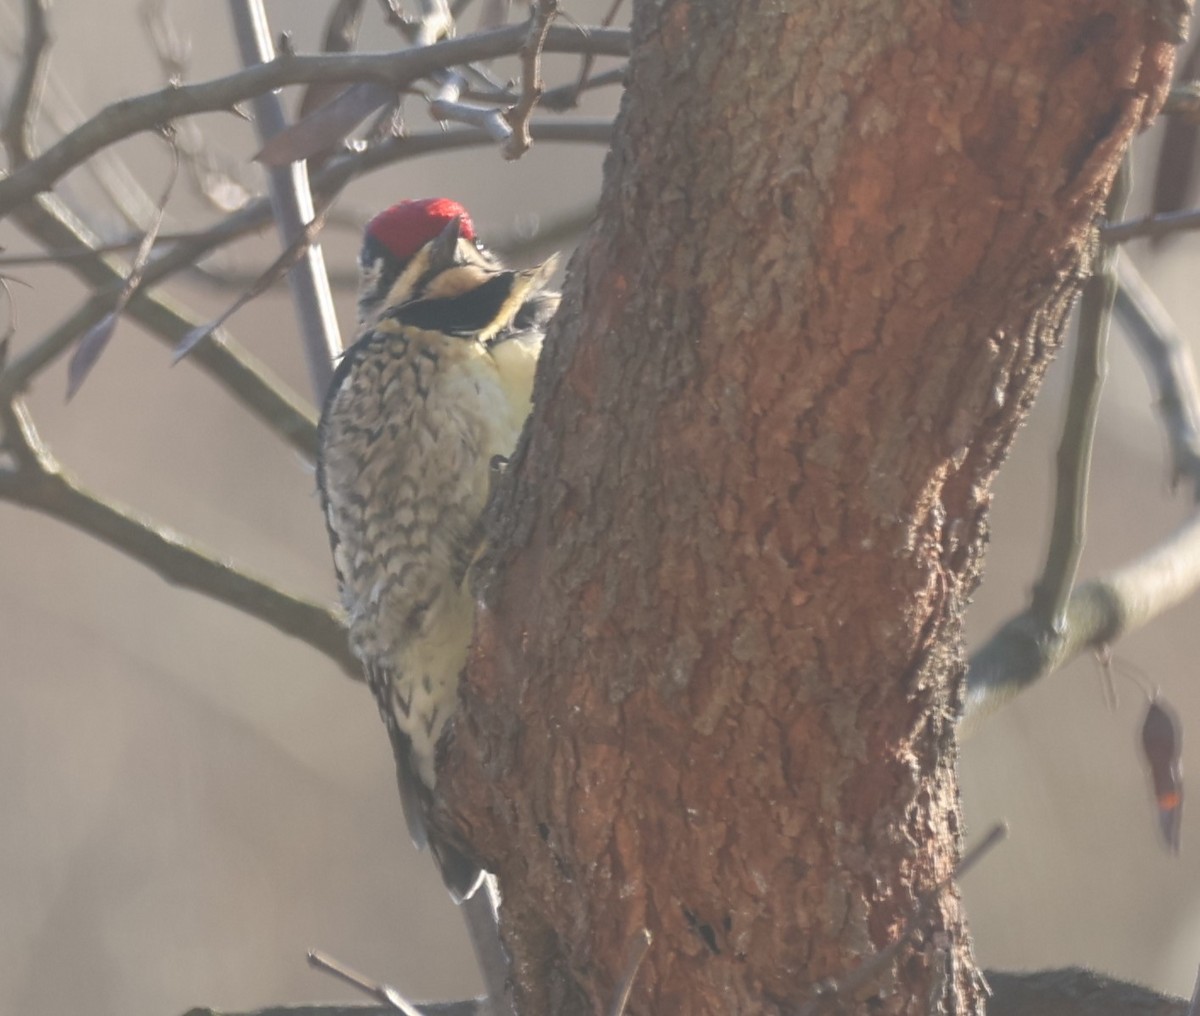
0 278 18 364
1 41 168 231
1102 205 1200 244
306 950 483 1016
559 0 625 111
0 0 50 165
428 71 513 141
0 230 213 264
382 0 517 102
0 24 630 218
953 823 1008 882
1030 159 1130 635
3 194 321 460
316 118 612 190
0 121 608 272
173 200 335 361
0 400 357 678
540 65 624 111
0 121 608 434
178 200 593 291
1114 257 1200 496
963 167 1200 734
0 277 319 463
502 0 557 160
142 0 256 213
140 0 190 83
405 1 515 147
229 0 342 401
66 138 179 399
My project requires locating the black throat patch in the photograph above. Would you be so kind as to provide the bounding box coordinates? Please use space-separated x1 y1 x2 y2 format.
389 273 518 337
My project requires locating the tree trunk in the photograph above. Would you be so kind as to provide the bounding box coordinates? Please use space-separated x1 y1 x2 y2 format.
442 2 1180 1013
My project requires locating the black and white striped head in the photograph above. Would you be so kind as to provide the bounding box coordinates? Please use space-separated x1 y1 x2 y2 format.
356 198 500 327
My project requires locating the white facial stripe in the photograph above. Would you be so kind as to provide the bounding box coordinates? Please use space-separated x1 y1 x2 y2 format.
385 245 435 309
421 264 494 299
479 256 559 343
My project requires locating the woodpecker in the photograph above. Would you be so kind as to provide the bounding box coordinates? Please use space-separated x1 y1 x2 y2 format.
317 198 558 899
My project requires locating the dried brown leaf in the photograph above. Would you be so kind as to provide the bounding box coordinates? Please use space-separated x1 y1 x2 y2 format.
1142 696 1184 854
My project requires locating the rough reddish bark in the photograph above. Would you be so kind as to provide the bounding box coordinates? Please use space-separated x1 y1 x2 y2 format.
441 2 1180 1014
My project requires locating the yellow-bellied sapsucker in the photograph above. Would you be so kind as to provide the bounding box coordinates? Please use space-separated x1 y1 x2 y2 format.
317 198 557 899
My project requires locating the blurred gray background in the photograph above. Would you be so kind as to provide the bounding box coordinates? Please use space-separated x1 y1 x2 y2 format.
1 2 1198 1014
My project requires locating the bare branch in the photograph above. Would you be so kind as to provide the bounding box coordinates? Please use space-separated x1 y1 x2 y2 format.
0 121 606 446
0 399 357 679
0 24 630 218
435 62 626 110
3 194 320 460
1030 160 1129 633
315 117 612 190
306 950 483 1016
172 198 594 291
540 65 624 111
1115 257 1200 495
0 229 205 265
173 199 334 361
964 509 1200 734
140 0 191 84
255 81 397 167
1 0 50 165
449 0 479 20
0 278 18 365
552 0 625 111
501 0 557 160
965 236 1200 733
429 71 512 141
396 0 513 148
67 139 178 399
229 0 342 400
965 246 1200 732
1 35 172 230
0 287 144 394
291 0 370 168
1102 205 1200 244
141 0 256 213
1 120 608 278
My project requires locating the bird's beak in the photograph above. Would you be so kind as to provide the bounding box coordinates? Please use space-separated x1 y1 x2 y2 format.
426 215 463 272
